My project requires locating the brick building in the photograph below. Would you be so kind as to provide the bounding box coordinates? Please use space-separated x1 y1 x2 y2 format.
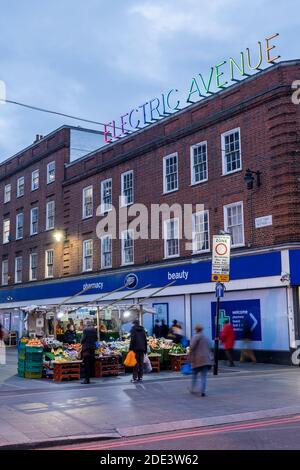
1 60 300 362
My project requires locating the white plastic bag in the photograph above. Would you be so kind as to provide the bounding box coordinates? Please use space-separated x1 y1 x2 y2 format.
143 354 152 373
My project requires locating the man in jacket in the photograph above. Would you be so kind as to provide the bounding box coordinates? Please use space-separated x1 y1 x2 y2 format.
220 320 235 367
189 324 212 396
129 319 147 383
81 320 97 384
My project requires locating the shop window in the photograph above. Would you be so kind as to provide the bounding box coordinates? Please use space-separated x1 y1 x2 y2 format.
164 218 179 258
190 142 208 185
17 176 25 198
47 161 55 184
192 210 210 253
224 201 244 247
83 239 93 272
121 230 134 265
30 207 38 235
4 183 11 203
101 178 112 212
121 171 134 207
221 128 242 175
15 256 22 284
82 186 93 219
31 169 39 191
163 153 178 193
101 235 112 268
46 201 55 230
16 213 24 240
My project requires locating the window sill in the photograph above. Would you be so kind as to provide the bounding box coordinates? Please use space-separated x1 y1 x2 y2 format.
190 178 208 187
231 243 245 249
31 188 39 192
163 254 180 260
82 215 93 220
162 188 179 195
82 269 93 273
192 249 210 255
222 168 242 177
120 202 134 209
101 265 112 270
121 262 134 266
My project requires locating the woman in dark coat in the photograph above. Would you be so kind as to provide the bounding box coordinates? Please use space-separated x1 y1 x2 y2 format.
64 323 76 344
129 319 147 383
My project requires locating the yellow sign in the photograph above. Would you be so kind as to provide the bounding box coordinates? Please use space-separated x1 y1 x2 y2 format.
211 274 230 283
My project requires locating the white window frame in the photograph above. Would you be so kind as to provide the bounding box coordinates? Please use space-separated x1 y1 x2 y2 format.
101 178 113 213
223 201 245 248
82 239 93 272
30 207 38 235
190 141 208 185
45 249 54 279
164 218 180 259
29 253 38 281
2 259 8 286
121 229 134 266
46 201 55 230
221 127 242 176
17 176 25 198
82 186 93 219
4 184 11 203
101 235 112 269
163 153 178 194
15 256 22 284
3 219 10 244
121 171 134 207
192 210 210 254
31 169 39 191
16 213 24 240
47 161 56 184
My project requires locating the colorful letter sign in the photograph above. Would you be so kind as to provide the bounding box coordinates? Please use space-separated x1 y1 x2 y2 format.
211 235 231 282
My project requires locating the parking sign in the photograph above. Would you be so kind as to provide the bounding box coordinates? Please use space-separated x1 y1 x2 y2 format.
211 235 231 282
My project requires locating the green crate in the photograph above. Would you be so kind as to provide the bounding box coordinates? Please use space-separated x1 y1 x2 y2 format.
18 360 25 367
25 371 42 379
25 346 43 354
25 352 43 363
25 363 43 373
18 368 25 378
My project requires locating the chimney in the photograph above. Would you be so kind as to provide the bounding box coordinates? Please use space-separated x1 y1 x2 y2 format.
34 134 43 143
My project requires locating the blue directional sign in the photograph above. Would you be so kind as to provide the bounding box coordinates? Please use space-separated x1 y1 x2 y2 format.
211 299 262 341
215 283 225 298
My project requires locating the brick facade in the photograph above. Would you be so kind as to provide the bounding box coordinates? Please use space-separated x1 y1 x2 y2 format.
1 61 300 288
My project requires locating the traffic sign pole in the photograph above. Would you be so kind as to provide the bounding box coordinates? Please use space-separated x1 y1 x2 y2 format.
213 291 221 375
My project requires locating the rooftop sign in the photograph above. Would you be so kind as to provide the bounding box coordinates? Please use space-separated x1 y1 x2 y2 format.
104 33 280 143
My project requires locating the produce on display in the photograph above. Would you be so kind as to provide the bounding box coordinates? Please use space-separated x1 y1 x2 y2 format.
169 344 187 354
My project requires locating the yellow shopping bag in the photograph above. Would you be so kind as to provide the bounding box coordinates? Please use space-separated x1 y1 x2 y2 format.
124 350 137 367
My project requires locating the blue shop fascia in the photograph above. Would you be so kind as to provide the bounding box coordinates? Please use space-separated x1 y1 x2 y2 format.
1 248 300 364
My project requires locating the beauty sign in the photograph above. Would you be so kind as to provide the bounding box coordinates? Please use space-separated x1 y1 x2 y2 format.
104 33 280 142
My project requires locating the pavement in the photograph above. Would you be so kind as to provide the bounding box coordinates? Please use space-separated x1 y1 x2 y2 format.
0 348 300 449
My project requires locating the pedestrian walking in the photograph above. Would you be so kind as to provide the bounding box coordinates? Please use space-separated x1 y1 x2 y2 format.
189 325 212 397
220 320 235 366
153 319 161 338
129 319 147 383
240 318 256 363
81 320 97 384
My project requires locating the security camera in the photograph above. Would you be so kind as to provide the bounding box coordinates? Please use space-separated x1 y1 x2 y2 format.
280 272 290 283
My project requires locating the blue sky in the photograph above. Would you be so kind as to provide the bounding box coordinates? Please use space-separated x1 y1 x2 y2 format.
0 0 299 161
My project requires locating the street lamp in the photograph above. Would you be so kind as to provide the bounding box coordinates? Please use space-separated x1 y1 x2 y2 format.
244 169 262 190
53 230 64 242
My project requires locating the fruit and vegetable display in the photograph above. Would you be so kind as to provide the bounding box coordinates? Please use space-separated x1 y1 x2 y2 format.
26 339 43 347
95 340 130 357
169 344 187 354
147 337 173 351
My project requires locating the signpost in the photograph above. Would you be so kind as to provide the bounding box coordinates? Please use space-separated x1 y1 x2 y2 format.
212 235 231 375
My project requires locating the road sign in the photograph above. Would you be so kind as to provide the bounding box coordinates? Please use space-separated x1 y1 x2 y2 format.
215 282 225 298
211 235 231 282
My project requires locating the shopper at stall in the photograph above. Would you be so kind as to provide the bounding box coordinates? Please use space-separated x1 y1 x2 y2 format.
81 320 97 384
153 319 161 338
189 324 212 396
168 320 184 344
161 319 169 338
129 319 147 383
64 323 76 344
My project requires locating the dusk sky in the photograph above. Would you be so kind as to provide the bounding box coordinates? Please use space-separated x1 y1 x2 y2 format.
0 0 299 161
